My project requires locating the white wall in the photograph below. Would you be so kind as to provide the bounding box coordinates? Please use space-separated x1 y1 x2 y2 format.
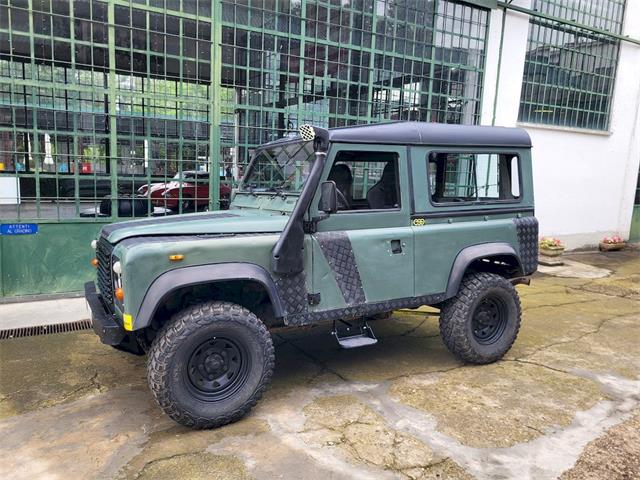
482 0 640 249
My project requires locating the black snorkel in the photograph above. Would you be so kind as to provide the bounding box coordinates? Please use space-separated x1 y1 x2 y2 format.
271 125 329 275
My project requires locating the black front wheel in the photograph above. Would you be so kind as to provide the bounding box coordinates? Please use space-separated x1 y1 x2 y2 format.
147 301 275 429
439 272 521 364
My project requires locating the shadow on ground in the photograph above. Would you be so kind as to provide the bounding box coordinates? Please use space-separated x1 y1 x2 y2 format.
1 248 639 479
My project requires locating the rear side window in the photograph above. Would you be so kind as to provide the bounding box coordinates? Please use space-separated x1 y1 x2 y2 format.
428 152 520 204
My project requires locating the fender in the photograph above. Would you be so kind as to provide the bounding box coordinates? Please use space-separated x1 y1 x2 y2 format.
444 243 523 299
135 263 286 329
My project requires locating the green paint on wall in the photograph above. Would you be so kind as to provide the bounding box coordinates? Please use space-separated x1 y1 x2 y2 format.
0 223 104 297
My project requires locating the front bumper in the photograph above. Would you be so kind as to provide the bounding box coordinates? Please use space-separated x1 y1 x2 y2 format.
85 281 126 346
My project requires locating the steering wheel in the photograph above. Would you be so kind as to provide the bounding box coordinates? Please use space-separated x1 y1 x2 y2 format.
335 189 351 210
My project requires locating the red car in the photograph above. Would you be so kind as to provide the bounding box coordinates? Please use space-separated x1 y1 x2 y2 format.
137 171 231 211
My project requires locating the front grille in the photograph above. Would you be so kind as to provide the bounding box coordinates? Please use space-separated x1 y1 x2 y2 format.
96 234 114 305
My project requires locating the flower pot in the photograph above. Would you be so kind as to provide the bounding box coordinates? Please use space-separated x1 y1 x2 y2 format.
540 245 565 257
599 242 625 252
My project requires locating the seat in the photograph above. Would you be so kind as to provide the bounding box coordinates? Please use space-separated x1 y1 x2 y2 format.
367 162 397 209
327 163 353 210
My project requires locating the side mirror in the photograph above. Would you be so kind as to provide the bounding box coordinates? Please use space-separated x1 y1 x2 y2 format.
319 181 338 214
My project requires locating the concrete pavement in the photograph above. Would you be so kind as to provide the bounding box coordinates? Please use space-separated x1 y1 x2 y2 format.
0 297 87 330
0 248 638 479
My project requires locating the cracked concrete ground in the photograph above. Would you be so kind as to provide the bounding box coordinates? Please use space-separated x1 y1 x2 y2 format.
0 248 639 479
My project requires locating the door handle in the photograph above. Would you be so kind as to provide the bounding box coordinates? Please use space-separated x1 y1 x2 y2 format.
390 239 403 254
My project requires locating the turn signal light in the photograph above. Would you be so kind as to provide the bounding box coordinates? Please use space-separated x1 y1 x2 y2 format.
115 288 124 302
169 254 184 261
91 258 98 267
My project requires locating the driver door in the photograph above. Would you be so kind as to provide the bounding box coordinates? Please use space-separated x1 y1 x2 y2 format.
309 144 414 312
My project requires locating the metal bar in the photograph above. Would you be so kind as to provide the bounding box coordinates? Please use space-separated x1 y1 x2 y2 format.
107 1 118 220
497 1 640 45
209 0 222 211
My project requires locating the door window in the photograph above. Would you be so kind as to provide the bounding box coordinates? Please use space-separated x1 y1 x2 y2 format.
327 151 400 211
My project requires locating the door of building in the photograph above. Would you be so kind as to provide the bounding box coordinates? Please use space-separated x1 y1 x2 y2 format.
630 169 640 242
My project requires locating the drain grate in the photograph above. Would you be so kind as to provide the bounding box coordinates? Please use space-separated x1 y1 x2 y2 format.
0 319 93 340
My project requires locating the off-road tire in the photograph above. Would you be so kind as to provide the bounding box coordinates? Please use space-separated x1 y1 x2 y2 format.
147 301 275 429
439 272 521 364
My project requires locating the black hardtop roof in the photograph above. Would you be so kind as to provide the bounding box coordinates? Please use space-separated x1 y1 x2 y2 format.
266 121 532 148
329 121 531 147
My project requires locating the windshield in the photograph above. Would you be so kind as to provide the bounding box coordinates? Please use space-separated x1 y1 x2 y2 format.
240 141 315 194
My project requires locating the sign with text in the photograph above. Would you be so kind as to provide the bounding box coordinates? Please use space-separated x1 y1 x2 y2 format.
0 223 39 235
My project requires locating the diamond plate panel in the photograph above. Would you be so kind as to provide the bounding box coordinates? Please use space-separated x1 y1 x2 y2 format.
315 231 366 305
514 216 539 275
274 272 309 316
287 293 446 326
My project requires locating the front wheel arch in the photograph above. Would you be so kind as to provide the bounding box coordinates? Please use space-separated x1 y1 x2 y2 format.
135 263 286 332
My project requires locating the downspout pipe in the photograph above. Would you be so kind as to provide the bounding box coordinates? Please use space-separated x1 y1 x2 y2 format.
492 4 508 126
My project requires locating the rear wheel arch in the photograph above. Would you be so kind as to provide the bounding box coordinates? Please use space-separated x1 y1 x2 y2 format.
445 243 523 299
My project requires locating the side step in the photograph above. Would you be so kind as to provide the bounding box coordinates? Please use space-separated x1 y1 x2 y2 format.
332 318 378 349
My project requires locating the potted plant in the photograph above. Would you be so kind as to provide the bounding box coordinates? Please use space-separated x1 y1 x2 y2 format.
539 237 565 257
599 235 625 252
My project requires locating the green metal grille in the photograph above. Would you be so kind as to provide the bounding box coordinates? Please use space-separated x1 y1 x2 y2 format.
518 0 625 131
0 0 490 222
220 0 489 173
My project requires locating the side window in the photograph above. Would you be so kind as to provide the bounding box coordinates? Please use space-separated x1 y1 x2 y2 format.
327 151 400 211
428 152 520 204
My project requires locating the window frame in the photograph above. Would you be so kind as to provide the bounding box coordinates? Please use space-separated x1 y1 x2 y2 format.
426 150 523 208
517 4 623 132
328 150 402 215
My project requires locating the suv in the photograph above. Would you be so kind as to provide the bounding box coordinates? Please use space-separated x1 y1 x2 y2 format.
86 122 538 429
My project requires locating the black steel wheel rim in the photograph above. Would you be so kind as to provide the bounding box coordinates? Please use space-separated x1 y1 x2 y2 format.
472 295 508 345
185 336 250 402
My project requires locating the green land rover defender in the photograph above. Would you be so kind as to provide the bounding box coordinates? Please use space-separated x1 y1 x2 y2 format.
85 122 538 428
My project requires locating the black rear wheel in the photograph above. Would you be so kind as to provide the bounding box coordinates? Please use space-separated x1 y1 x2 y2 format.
147 301 274 429
439 272 521 364
471 296 508 345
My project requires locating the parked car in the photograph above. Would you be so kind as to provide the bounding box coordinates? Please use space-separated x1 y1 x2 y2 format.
137 171 231 211
79 195 171 217
86 122 537 429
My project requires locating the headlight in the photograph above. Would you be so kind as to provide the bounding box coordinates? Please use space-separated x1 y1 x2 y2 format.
91 239 97 249
112 259 123 303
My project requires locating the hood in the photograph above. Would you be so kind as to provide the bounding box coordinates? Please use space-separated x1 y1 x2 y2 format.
101 209 288 243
